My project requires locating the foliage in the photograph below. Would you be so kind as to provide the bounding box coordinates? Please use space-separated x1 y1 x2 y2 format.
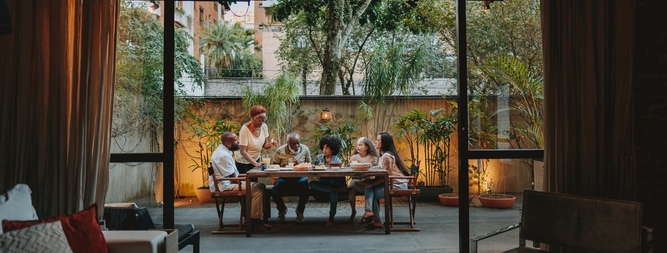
393 103 458 187
311 119 360 165
393 109 427 169
114 0 205 147
481 55 543 149
241 71 301 141
270 0 420 95
182 111 239 188
199 21 260 77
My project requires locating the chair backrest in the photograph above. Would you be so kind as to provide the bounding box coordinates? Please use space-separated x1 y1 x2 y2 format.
521 190 643 253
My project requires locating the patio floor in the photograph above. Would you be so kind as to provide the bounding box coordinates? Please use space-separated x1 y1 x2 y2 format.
147 193 524 253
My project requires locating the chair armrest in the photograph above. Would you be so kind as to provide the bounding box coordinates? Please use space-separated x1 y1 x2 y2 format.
470 223 521 253
212 175 246 192
642 226 653 252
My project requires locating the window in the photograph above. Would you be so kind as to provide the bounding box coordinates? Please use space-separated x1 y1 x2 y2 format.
199 6 204 26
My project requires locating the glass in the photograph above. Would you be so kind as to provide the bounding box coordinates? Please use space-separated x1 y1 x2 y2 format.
287 158 294 167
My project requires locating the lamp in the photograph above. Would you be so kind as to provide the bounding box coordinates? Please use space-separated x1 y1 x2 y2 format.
483 0 493 11
320 108 332 121
149 0 160 12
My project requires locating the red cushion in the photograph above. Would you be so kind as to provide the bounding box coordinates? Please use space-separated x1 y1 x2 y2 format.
2 203 107 253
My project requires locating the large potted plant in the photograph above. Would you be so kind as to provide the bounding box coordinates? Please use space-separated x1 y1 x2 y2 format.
183 112 239 202
393 105 458 201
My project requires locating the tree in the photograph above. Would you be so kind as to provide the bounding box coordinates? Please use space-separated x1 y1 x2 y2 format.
114 0 206 146
271 0 382 95
199 21 260 77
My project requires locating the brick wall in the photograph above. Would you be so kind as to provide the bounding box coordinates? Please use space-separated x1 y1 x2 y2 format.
634 0 667 248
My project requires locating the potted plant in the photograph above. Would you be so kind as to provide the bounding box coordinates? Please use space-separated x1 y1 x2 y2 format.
183 112 239 202
393 106 458 201
478 181 516 209
438 192 474 207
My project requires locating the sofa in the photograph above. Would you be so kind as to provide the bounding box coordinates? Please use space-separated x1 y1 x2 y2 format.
0 184 177 253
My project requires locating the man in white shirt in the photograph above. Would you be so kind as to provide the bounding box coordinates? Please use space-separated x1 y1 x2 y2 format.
210 131 270 230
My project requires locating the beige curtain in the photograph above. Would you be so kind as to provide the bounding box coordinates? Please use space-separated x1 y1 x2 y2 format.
0 0 119 216
541 0 636 200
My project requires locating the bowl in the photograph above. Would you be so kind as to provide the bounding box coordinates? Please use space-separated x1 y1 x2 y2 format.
327 162 343 168
293 163 311 171
350 163 371 171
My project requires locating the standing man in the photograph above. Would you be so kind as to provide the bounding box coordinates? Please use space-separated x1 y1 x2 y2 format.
271 133 311 222
211 131 270 230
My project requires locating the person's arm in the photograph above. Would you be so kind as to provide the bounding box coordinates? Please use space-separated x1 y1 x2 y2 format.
261 124 277 149
239 144 260 167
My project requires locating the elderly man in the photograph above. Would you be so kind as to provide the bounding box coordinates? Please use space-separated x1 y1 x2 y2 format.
210 131 270 230
271 133 311 222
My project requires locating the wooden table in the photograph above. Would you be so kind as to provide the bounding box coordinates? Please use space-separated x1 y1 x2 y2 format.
244 167 391 237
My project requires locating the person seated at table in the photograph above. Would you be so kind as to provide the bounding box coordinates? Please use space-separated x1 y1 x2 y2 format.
271 133 312 222
210 131 271 231
346 137 379 223
308 135 345 227
363 132 410 229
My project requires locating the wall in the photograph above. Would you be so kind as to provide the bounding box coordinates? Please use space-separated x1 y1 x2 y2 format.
172 97 535 196
634 0 667 237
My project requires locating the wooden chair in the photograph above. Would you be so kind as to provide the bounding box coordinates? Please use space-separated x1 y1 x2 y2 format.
209 165 247 234
387 166 421 231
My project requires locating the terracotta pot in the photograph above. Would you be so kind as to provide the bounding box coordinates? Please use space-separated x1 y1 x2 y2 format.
438 193 474 207
195 187 215 203
478 194 516 209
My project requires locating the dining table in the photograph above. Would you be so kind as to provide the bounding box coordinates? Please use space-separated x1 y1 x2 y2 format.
244 166 391 237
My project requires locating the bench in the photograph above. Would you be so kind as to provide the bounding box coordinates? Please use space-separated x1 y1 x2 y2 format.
471 190 653 253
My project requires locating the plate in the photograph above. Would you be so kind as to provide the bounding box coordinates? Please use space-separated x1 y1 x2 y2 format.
313 166 327 171
279 167 293 171
265 168 280 172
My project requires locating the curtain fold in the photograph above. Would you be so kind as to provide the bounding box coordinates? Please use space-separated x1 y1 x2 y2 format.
0 0 119 217
541 0 636 200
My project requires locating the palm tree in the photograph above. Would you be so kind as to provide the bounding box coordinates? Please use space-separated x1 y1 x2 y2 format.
199 21 256 72
482 55 544 149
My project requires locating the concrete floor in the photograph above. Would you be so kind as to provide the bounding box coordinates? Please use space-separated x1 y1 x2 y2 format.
147 194 524 253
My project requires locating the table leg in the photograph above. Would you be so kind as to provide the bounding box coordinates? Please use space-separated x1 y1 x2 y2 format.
384 175 391 234
245 176 252 237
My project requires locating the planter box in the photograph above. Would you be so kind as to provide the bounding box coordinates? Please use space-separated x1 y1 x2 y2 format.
418 186 453 202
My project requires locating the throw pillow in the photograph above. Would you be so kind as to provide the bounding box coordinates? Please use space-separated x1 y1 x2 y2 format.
0 220 73 253
0 184 39 234
2 204 107 253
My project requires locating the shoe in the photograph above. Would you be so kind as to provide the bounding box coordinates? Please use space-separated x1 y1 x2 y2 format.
364 220 382 229
325 220 334 227
277 208 286 222
295 210 304 222
359 213 375 224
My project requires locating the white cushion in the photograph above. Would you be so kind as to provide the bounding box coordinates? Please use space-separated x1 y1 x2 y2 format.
0 220 73 253
0 184 39 234
103 230 168 253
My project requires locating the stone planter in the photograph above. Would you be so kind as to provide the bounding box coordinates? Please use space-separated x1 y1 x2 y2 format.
438 193 474 207
195 187 215 203
478 194 516 209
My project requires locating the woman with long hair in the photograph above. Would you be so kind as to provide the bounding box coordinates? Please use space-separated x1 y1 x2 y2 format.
363 132 409 229
346 137 379 223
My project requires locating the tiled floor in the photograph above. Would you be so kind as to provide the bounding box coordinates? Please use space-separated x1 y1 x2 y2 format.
148 194 524 253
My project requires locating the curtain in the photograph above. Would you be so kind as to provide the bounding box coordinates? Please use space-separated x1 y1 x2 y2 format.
541 0 636 200
0 0 119 217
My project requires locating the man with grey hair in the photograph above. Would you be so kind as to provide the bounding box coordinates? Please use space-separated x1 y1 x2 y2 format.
271 133 311 222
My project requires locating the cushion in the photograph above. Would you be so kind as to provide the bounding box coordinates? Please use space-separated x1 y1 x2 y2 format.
0 184 39 234
2 204 107 253
0 220 73 253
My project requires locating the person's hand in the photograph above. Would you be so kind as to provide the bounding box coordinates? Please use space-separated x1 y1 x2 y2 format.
293 159 300 165
270 138 278 147
252 162 261 168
